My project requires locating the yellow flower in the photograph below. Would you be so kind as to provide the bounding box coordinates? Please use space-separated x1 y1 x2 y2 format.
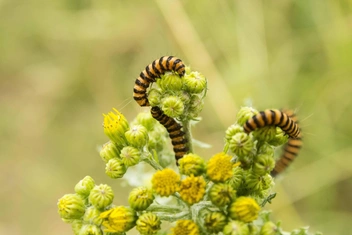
151 168 180 196
100 206 137 233
170 220 200 235
179 175 206 205
228 197 260 223
103 108 129 145
206 152 237 182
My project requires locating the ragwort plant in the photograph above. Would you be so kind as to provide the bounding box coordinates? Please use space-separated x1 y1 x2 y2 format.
57 56 322 235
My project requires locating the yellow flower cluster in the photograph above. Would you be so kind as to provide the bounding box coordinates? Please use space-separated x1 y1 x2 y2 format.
206 152 237 182
171 220 200 235
228 197 260 223
179 175 206 205
151 168 180 196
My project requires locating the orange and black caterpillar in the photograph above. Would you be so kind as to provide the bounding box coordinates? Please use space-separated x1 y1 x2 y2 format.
150 106 188 164
243 109 301 139
133 56 186 107
271 109 303 177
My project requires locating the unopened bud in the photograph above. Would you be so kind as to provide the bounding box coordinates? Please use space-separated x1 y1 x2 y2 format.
120 146 141 167
58 194 86 220
100 141 121 162
105 158 127 179
128 187 154 211
183 71 207 94
161 96 184 118
89 184 114 210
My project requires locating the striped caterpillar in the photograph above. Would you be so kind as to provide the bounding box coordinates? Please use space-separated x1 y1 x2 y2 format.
243 109 300 139
150 106 188 165
271 109 302 177
133 56 186 107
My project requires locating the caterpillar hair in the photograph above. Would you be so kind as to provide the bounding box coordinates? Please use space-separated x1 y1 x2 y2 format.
243 109 300 139
150 106 188 165
271 109 303 177
133 56 186 107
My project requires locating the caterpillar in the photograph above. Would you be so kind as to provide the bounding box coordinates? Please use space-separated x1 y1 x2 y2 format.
271 136 303 177
271 109 303 177
150 106 188 165
133 56 186 107
243 109 300 139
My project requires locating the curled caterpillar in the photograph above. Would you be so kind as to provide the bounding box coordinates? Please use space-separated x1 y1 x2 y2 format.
270 109 302 177
133 56 186 107
271 136 303 177
150 106 188 165
243 109 300 139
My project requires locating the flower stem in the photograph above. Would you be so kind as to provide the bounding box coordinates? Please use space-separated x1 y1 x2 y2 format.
141 152 163 170
182 119 193 153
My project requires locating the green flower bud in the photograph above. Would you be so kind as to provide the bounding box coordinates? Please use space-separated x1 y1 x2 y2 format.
105 158 127 179
188 94 205 118
253 126 277 142
158 73 183 91
103 108 129 145
238 152 255 170
183 71 207 94
223 220 250 235
120 146 141 167
245 172 273 192
236 107 258 126
75 176 95 197
136 212 161 235
252 154 275 176
209 183 236 207
79 224 103 235
225 124 244 142
268 127 289 146
135 112 157 131
125 125 148 148
178 153 205 176
249 224 260 235
229 133 254 157
229 166 244 190
100 206 137 233
179 90 191 103
128 187 154 211
148 88 162 107
58 194 86 220
147 125 168 154
228 197 260 223
204 211 228 234
83 206 103 226
89 184 114 210
161 96 184 118
260 221 279 235
100 141 121 163
71 220 83 235
257 143 275 156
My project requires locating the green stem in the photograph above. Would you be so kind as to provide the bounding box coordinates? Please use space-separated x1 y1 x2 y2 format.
155 211 190 222
147 205 184 213
141 152 163 170
182 119 193 153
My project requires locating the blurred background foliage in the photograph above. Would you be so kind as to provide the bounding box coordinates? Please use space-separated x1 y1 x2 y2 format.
0 0 351 234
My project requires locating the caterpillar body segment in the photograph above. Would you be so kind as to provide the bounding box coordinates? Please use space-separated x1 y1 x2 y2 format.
150 106 188 164
243 109 300 139
133 56 186 107
270 109 303 177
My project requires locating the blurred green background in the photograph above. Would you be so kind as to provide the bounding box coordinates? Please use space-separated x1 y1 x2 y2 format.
1 0 352 234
